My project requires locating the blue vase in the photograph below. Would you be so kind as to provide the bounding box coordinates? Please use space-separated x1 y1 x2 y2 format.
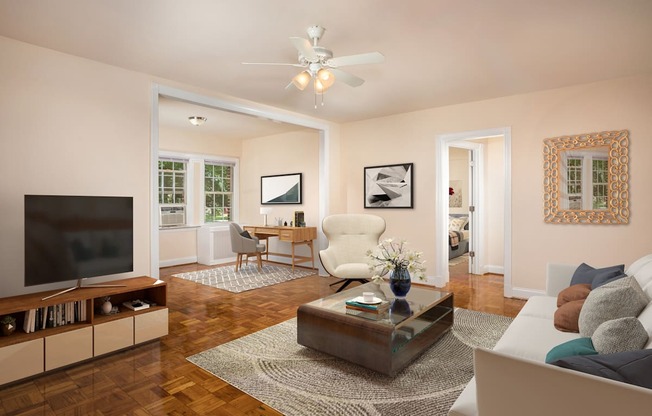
389 266 411 298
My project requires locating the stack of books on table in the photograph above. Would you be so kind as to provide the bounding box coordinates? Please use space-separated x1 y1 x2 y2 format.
345 296 390 321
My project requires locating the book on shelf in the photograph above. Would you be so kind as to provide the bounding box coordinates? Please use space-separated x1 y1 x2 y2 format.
122 300 150 311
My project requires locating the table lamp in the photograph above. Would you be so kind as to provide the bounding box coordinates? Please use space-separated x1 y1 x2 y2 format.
260 207 272 226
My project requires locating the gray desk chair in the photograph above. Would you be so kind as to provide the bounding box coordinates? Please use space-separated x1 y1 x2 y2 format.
319 214 386 292
229 223 266 272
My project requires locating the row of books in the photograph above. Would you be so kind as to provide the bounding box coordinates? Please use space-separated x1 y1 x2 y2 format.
23 301 87 333
345 296 389 321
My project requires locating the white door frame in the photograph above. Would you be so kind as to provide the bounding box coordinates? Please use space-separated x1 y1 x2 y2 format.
149 84 333 278
434 127 513 297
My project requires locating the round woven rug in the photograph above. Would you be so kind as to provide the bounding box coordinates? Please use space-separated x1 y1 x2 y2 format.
187 308 512 415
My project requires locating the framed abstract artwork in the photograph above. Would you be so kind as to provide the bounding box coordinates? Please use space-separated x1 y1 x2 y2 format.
364 163 413 208
261 173 302 205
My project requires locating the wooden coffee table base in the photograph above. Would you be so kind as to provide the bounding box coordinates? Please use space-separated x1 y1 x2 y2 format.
297 286 454 376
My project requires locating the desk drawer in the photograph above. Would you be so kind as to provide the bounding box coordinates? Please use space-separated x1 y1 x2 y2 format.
279 229 294 241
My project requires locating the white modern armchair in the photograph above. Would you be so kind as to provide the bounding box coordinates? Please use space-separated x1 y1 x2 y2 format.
229 223 266 272
319 214 386 292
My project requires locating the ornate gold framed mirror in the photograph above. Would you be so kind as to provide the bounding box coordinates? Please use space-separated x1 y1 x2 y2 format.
543 130 629 224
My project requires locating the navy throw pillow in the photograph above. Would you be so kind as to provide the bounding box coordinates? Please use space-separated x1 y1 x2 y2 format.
570 263 625 287
550 349 652 389
240 230 252 239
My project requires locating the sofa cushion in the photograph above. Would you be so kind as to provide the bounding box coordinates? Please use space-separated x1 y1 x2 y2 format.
517 295 558 319
625 254 652 280
557 283 591 307
493 315 580 362
549 349 652 389
592 317 649 354
634 261 652 294
554 299 585 332
545 337 597 363
578 276 649 337
570 263 624 286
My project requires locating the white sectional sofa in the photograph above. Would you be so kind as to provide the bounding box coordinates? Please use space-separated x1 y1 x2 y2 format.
449 254 652 416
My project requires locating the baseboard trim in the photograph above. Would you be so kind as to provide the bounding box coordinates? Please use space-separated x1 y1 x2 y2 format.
159 256 198 268
485 265 504 275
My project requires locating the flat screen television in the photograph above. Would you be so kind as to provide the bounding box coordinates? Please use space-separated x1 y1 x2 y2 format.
25 195 134 295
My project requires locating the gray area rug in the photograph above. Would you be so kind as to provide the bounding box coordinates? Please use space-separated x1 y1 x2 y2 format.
172 264 315 293
187 308 512 415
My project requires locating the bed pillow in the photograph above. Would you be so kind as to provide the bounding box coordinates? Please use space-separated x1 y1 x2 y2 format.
449 216 468 232
592 317 649 354
557 283 591 307
545 337 597 364
570 263 625 287
578 276 649 337
549 349 652 389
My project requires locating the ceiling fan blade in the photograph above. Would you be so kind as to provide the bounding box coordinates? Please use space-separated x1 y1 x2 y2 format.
289 37 318 61
329 68 365 87
327 52 385 67
242 62 304 67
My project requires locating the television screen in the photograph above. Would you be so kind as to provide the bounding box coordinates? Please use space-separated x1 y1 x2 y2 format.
25 195 134 287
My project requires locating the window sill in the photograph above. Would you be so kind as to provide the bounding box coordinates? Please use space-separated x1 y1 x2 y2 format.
159 225 200 231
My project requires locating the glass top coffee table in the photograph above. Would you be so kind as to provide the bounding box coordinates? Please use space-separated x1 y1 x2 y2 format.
297 282 453 376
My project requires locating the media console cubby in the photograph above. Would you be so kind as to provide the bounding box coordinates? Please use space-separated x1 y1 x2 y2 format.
0 276 168 386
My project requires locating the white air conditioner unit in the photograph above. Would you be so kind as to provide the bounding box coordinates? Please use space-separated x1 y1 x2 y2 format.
160 206 186 227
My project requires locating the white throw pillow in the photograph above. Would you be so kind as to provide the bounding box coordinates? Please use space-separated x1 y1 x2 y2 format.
449 216 468 232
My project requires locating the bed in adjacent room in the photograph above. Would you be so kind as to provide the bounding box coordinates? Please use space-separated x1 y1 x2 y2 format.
449 214 469 260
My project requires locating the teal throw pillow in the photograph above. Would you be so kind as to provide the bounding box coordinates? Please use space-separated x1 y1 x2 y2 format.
545 337 598 364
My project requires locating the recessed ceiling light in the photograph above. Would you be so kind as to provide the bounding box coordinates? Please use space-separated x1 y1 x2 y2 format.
188 116 207 126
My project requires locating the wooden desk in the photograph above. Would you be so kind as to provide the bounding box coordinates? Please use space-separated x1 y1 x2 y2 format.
243 225 317 271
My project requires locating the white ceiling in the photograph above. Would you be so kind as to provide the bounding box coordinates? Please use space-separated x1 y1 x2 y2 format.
1 0 652 128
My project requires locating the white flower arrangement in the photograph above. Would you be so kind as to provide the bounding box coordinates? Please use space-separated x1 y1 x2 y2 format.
367 238 426 283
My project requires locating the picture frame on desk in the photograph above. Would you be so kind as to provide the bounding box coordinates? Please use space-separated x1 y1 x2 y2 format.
364 163 413 208
261 173 302 205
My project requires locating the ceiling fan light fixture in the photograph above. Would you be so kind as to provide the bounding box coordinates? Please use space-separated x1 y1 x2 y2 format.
316 68 335 90
291 71 311 91
188 116 207 126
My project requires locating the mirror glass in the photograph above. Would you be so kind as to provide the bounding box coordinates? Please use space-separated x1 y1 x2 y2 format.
543 130 629 224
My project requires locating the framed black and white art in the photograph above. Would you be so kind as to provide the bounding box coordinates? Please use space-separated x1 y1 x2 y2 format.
364 163 413 208
261 173 302 205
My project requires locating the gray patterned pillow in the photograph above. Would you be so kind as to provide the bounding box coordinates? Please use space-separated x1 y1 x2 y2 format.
578 276 649 337
592 317 649 354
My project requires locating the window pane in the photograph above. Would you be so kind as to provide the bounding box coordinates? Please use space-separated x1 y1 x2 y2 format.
162 161 173 170
224 178 231 192
175 174 184 188
163 192 173 204
205 164 214 177
205 208 214 223
224 167 232 179
205 178 213 192
163 173 173 187
206 193 214 208
173 162 184 171
224 195 231 208
214 178 223 192
174 192 184 204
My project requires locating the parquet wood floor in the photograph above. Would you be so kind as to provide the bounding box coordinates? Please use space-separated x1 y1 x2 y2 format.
0 260 525 415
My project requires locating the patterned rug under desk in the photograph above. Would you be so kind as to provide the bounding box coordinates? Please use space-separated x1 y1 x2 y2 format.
187 308 512 416
172 263 315 293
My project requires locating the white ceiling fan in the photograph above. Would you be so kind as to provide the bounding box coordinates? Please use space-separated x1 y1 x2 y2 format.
243 25 384 105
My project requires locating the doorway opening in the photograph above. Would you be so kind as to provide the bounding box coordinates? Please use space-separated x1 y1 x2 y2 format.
435 127 512 297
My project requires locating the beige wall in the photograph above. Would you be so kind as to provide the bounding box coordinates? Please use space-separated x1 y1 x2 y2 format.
240 129 320 260
0 37 152 297
341 75 652 292
159 125 242 157
3 33 651 298
484 137 505 271
449 147 470 214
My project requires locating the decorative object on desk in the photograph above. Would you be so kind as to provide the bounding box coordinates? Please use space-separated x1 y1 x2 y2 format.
1 315 16 336
275 217 283 226
294 211 305 227
260 207 272 226
101 297 112 315
261 173 302 205
364 163 413 208
367 238 425 297
284 221 288 226
173 263 314 293
187 309 512 416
